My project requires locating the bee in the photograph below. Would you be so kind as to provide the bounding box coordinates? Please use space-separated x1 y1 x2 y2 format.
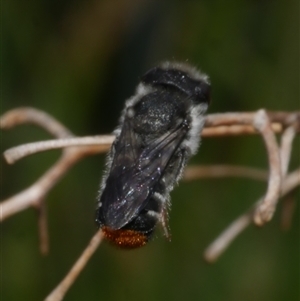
96 62 211 248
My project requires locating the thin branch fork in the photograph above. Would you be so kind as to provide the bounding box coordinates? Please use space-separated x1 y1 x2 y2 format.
204 123 299 262
204 167 300 263
253 110 282 226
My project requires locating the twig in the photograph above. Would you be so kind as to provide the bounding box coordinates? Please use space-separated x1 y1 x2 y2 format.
44 229 104 301
280 125 296 177
204 111 300 129
0 146 107 221
204 167 300 263
1 107 76 252
183 165 268 182
253 110 282 226
278 125 298 231
4 136 114 164
36 199 49 255
0 107 72 138
201 124 282 136
280 196 296 231
204 209 254 263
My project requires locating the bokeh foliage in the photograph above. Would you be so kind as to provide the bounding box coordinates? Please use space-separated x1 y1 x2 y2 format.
2 0 299 300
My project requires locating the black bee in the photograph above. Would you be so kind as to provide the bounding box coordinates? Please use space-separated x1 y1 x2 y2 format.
96 62 211 248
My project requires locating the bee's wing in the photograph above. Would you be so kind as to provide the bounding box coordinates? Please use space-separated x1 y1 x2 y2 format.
99 119 188 229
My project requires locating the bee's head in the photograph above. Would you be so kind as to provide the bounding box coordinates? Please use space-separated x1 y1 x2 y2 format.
141 62 211 105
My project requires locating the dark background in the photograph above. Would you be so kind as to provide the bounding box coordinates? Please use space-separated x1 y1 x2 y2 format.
2 1 299 300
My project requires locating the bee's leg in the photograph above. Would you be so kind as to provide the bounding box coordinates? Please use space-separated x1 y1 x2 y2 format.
162 148 188 190
161 204 171 241
151 192 171 240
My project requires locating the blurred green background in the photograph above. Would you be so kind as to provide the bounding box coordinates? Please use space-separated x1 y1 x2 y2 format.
2 0 299 300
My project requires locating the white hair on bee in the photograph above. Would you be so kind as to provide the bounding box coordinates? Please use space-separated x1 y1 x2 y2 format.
183 102 208 155
160 61 210 84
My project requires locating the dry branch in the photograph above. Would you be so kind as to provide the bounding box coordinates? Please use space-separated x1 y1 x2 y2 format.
0 107 73 138
204 167 300 263
44 230 104 301
36 199 49 255
253 110 282 226
183 165 268 182
4 136 114 164
280 196 297 231
204 123 299 262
